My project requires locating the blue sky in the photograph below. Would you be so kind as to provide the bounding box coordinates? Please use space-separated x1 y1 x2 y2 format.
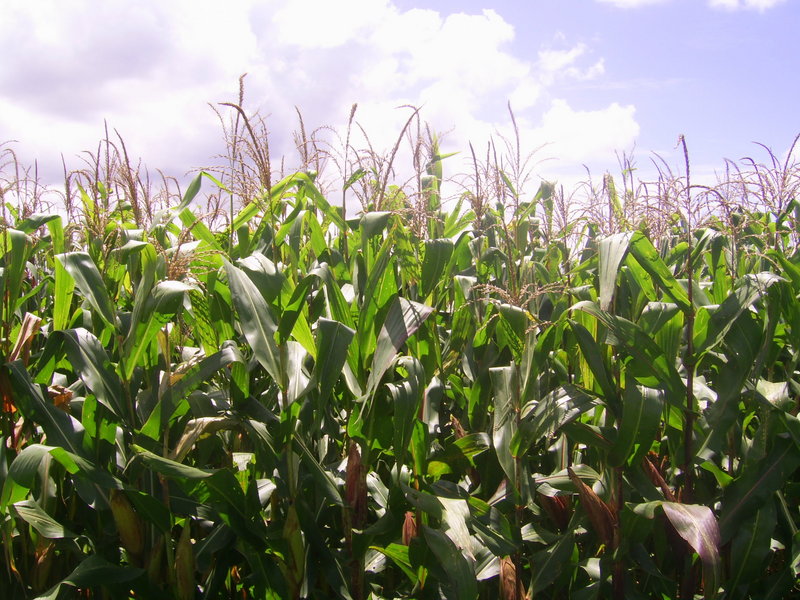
1 0 797 196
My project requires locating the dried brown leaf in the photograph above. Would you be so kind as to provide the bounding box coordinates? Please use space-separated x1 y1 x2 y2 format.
499 556 527 600
567 467 615 548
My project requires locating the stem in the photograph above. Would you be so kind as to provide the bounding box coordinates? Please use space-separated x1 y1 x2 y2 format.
341 104 357 264
680 135 695 503
514 368 523 598
610 464 625 598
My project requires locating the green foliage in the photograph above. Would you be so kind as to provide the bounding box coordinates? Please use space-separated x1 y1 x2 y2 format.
0 137 798 600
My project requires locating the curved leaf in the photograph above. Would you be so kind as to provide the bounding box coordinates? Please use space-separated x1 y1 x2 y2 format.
224 259 283 386
628 231 692 313
56 251 116 327
598 232 631 311
367 297 433 395
662 502 721 599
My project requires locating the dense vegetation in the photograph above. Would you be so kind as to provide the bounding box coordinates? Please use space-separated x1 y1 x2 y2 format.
0 113 799 599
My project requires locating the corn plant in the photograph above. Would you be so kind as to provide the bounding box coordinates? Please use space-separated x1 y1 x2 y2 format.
0 122 798 600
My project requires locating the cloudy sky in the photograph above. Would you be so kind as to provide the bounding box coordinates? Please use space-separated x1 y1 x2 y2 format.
1 0 797 195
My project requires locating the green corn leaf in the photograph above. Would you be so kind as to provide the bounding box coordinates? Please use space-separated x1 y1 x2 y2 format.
529 532 575 594
199 469 269 548
56 251 117 328
421 525 478 600
140 342 245 441
372 543 418 584
16 213 61 234
293 170 346 230
366 296 433 396
283 341 311 404
343 167 367 191
171 416 241 462
490 365 518 485
311 318 355 404
13 500 77 539
292 436 343 506
6 361 87 459
728 500 777 594
355 237 395 368
628 231 692 313
178 206 224 251
569 320 619 414
573 301 685 402
237 252 286 304
35 554 144 600
361 211 392 238
598 232 632 311
421 239 454 299
124 488 172 534
471 505 518 557
427 433 490 477
2 229 32 316
58 328 126 419
123 280 193 380
720 436 800 542
47 217 75 331
132 444 215 480
388 360 424 473
608 384 663 467
695 272 784 357
276 267 326 352
224 259 283 387
3 444 120 510
515 384 597 458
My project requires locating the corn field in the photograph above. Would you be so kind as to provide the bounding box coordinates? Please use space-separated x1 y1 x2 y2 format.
0 117 799 599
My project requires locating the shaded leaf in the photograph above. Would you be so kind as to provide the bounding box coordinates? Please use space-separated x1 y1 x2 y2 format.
662 502 722 599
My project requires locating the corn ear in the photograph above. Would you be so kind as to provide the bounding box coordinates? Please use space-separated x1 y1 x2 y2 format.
109 489 145 562
401 511 417 546
31 540 55 592
282 504 305 597
499 556 527 600
146 534 165 583
174 521 195 600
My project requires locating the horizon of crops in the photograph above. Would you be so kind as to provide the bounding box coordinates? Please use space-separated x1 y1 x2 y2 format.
0 106 799 599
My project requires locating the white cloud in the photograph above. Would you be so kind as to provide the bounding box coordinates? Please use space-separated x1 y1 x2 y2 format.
538 44 605 84
708 0 788 10
535 100 640 164
0 0 639 193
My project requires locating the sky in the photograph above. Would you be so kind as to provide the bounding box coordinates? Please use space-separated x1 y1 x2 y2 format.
1 0 798 200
